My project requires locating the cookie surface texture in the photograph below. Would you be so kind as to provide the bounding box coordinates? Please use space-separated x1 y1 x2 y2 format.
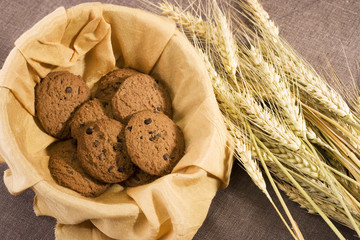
111 73 172 123
35 71 91 139
48 140 109 197
95 68 139 102
77 118 134 183
125 110 185 176
69 99 107 139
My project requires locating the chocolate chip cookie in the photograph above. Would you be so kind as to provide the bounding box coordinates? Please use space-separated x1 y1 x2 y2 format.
95 68 139 102
123 167 158 187
69 99 108 139
48 140 109 197
35 71 91 139
111 73 172 123
125 110 185 176
77 118 134 183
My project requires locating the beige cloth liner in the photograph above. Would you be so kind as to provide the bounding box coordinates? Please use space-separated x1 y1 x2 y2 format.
0 3 233 240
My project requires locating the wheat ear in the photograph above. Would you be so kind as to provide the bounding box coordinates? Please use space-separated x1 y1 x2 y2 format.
278 183 359 230
227 121 268 195
248 44 306 138
261 141 323 180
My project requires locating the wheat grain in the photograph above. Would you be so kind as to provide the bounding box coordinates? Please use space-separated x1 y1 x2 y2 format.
306 127 335 152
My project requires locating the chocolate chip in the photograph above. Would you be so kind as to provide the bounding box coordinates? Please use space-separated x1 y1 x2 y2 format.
102 102 108 108
113 143 121 151
140 136 143 140
149 133 161 141
80 123 85 127
117 167 124 172
155 79 159 83
148 131 153 134
86 128 93 134
65 86 72 93
98 153 105 160
144 118 152 125
156 106 161 111
108 166 114 172
163 153 170 160
134 175 140 181
127 126 132 132
117 135 122 142
93 140 100 147
71 139 77 146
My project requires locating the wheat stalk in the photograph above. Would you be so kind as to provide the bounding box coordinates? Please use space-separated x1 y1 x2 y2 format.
242 0 357 126
198 47 269 196
157 1 360 238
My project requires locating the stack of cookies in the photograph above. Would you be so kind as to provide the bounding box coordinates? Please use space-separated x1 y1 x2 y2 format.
36 69 185 197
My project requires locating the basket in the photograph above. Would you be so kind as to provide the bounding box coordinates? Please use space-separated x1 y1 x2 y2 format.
0 3 233 240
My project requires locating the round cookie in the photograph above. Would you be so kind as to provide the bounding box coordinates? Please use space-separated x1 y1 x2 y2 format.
95 68 139 102
69 99 108 139
35 71 91 139
111 73 172 123
48 140 110 197
77 118 134 183
125 110 185 176
124 167 158 187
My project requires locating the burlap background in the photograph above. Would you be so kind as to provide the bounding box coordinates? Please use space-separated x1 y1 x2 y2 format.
1 0 359 239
